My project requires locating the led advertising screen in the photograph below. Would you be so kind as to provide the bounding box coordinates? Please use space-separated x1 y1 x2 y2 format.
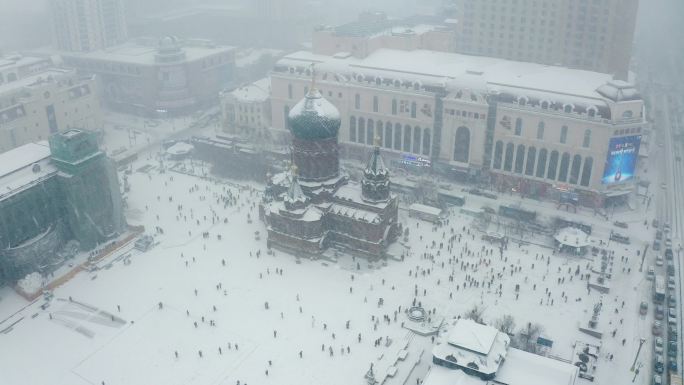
601 135 641 184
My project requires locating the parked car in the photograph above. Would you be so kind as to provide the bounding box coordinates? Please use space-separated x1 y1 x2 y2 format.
668 341 677 357
656 255 664 266
655 354 664 374
648 266 656 280
669 357 678 372
665 248 673 260
668 308 677 325
668 325 678 341
653 321 663 336
653 374 662 385
665 238 672 248
668 297 677 310
655 305 665 320
614 221 628 229
655 337 664 354
656 230 663 240
667 262 675 277
640 301 649 315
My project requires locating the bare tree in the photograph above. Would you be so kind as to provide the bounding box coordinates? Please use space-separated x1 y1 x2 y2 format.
464 305 485 324
495 314 516 335
512 322 545 353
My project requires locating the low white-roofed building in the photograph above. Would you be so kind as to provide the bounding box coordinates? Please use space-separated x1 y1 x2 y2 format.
409 203 443 223
431 319 578 385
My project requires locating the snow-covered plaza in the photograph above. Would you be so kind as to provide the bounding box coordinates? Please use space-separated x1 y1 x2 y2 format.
0 151 657 385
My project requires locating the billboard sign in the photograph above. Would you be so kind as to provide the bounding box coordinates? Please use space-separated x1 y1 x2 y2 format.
602 135 641 184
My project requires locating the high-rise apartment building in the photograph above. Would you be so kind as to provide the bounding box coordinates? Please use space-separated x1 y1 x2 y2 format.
50 0 128 52
452 0 639 79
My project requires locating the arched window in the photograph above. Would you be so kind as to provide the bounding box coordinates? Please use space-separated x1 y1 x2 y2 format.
587 107 597 118
560 125 568 144
564 104 573 113
284 105 290 130
569 154 582 184
392 99 398 115
493 141 504 169
403 125 411 152
373 96 379 112
547 151 559 180
377 120 383 145
622 110 633 119
525 147 536 176
349 116 356 142
515 144 526 174
515 118 522 136
453 126 470 163
355 93 361 109
394 124 402 150
580 157 593 186
385 122 393 148
288 84 293 99
536 149 548 178
422 128 431 156
358 118 366 144
537 121 545 140
413 126 421 154
541 101 549 109
367 119 375 144
411 102 417 118
558 152 571 182
504 143 514 171
582 129 591 148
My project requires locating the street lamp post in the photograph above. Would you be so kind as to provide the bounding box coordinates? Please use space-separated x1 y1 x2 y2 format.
630 338 646 372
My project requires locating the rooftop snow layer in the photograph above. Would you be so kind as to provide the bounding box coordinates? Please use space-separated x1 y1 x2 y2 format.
277 49 618 104
446 318 498 355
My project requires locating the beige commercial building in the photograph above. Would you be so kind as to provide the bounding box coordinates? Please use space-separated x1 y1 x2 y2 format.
221 77 271 138
269 49 647 206
0 68 102 153
49 0 128 52
451 0 639 79
60 37 236 116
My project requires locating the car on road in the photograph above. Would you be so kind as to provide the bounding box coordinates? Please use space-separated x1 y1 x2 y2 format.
653 240 661 251
641 301 649 315
668 276 676 289
668 341 677 358
655 305 665 320
665 248 673 260
668 296 677 310
656 255 664 266
614 221 628 229
665 238 672 248
668 324 678 341
655 337 664 354
669 357 678 372
664 223 671 233
648 266 656 280
653 321 663 336
661 182 667 189
667 262 675 277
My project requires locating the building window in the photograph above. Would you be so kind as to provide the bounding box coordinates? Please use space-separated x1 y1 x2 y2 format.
394 124 402 150
547 151 559 180
514 118 522 135
413 127 421 154
515 144 525 174
537 121 545 140
392 99 398 115
284 105 290 130
453 126 470 163
569 155 582 184
560 125 568 144
355 94 361 109
582 129 591 148
525 147 536 176
288 84 293 99
411 102 417 118
385 122 392 148
536 149 548 178
376 120 383 145
373 96 379 112
349 117 357 142
493 141 504 169
558 152 571 182
503 143 514 172
367 119 375 144
580 157 593 186
403 125 411 152
422 128 431 156
358 118 366 144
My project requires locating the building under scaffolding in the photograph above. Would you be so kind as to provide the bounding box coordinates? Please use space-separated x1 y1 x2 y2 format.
0 129 125 285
